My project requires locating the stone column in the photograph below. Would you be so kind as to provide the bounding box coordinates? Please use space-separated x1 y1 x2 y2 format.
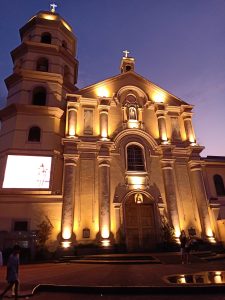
161 159 180 236
61 155 78 244
98 159 111 241
122 107 128 122
138 108 143 122
67 106 77 137
114 204 121 242
189 161 213 238
156 113 168 142
100 110 108 139
183 115 195 143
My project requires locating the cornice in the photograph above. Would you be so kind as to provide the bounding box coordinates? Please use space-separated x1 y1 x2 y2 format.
0 103 64 121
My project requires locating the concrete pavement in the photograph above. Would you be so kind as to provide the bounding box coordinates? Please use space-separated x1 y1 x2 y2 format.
0 252 225 298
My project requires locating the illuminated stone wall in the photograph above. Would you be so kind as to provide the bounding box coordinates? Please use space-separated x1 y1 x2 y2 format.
0 9 225 252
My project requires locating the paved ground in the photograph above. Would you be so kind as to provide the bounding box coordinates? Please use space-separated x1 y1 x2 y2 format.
30 292 225 300
0 252 225 299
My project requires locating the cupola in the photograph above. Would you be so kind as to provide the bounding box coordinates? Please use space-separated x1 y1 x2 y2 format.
120 50 135 73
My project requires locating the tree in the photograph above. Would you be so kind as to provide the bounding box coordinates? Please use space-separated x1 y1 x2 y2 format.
36 220 53 249
161 215 176 245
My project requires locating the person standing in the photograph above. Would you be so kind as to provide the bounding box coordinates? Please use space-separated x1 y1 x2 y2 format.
179 230 187 264
0 249 3 267
184 237 193 264
0 245 20 300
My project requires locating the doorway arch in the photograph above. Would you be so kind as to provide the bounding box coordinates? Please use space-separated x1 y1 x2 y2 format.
123 192 157 251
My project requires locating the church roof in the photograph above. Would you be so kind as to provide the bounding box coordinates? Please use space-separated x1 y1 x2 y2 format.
20 11 75 40
76 70 190 107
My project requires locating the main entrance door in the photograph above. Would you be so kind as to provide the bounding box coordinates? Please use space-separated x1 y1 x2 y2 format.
124 195 156 251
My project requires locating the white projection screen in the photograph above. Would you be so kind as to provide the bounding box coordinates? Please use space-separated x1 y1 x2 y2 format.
3 155 52 188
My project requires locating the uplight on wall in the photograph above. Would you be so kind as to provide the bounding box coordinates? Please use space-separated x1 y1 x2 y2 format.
41 13 57 21
68 108 76 137
214 272 222 284
179 275 186 284
174 227 181 239
152 92 165 103
161 132 168 142
61 241 71 249
68 126 75 137
101 225 110 239
129 176 145 189
100 111 108 139
206 228 216 243
101 239 110 247
189 134 195 144
127 120 139 129
208 236 216 244
96 87 110 98
62 226 72 240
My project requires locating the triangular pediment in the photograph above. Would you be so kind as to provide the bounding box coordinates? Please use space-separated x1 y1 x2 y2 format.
77 71 190 106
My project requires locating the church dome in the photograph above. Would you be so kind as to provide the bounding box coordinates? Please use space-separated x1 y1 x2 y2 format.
20 10 73 40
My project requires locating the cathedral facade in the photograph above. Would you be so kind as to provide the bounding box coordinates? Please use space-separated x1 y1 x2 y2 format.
0 10 225 252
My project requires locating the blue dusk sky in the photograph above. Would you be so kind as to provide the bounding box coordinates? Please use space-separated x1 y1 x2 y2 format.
0 0 224 156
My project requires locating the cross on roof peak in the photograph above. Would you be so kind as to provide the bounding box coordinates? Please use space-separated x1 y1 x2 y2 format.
50 3 58 13
123 50 130 58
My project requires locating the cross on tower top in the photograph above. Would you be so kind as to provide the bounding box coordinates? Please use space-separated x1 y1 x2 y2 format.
123 50 130 58
50 3 58 13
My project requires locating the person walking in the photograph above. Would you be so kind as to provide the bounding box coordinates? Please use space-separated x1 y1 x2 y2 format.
0 245 20 300
179 230 187 264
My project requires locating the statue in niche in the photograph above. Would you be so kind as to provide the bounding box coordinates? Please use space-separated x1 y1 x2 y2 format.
135 193 143 204
171 117 181 140
84 109 93 135
128 106 137 120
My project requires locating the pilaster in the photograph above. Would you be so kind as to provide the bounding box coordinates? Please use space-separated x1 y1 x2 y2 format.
182 111 196 144
189 160 214 241
98 98 110 140
60 138 80 248
97 144 112 247
155 104 168 143
161 159 180 238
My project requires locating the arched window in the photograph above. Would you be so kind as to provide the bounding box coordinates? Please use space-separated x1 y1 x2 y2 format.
214 174 225 196
32 87 46 106
125 65 131 72
28 126 41 142
41 32 52 44
127 145 145 171
64 65 70 82
62 40 67 49
36 57 48 72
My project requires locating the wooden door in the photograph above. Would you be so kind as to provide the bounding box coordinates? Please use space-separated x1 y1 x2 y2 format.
124 196 156 251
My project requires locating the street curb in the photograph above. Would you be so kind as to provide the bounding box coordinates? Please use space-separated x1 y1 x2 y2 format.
31 283 225 296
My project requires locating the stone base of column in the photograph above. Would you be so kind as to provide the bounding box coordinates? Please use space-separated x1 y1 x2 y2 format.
96 231 115 249
58 232 76 250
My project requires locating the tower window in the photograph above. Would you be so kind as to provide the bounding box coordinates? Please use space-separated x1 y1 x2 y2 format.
64 65 70 82
125 65 131 71
32 87 46 106
28 126 41 142
62 40 67 49
127 145 145 171
41 32 52 44
214 174 225 196
37 57 49 72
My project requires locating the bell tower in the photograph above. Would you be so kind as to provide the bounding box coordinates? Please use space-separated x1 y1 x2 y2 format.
120 50 135 73
5 10 78 108
0 9 79 194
